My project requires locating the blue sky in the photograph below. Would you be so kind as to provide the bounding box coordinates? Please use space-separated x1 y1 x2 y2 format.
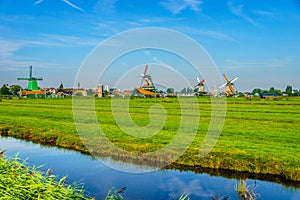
0 0 299 91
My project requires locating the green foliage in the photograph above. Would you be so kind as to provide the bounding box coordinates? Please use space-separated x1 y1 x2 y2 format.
103 90 109 96
235 180 258 200
10 85 23 95
58 82 64 92
252 88 261 95
286 85 293 95
166 88 175 94
86 89 94 96
181 87 193 94
269 87 275 93
0 154 93 199
275 89 282 95
104 188 125 200
179 193 190 200
0 84 12 95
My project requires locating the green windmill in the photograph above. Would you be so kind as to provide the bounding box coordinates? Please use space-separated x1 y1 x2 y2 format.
18 66 43 91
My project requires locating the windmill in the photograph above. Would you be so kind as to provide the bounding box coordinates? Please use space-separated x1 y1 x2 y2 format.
17 66 46 97
219 74 238 96
132 64 158 97
18 66 43 91
140 64 156 91
193 77 205 95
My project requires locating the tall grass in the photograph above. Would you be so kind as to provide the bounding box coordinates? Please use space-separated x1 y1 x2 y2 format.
0 153 93 199
235 179 258 200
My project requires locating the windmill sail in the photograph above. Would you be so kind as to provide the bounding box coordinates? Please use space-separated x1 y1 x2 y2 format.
219 74 238 96
17 66 43 91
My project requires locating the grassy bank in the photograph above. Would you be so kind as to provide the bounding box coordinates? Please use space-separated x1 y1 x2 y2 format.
0 97 300 183
0 154 93 199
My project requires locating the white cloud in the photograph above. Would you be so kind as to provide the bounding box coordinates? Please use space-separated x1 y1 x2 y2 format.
224 57 296 69
138 16 185 24
160 0 203 14
159 177 214 199
34 0 44 5
174 26 237 42
252 10 275 17
94 0 118 13
0 35 99 72
0 39 46 63
200 30 236 42
40 34 99 46
0 39 53 70
34 0 85 12
61 0 85 12
227 1 259 27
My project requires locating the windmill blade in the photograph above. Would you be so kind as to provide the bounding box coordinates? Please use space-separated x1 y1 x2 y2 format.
143 64 149 75
17 78 30 81
223 74 230 82
230 76 238 83
29 66 33 78
219 82 227 89
193 83 199 88
194 77 204 88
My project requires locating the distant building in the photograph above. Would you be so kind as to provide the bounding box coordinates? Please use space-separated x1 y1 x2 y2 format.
73 89 87 96
261 92 277 98
20 90 46 98
96 85 103 98
123 90 131 97
104 85 110 92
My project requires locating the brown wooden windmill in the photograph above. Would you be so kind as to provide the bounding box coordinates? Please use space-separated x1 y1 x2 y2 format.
193 77 205 95
219 74 238 96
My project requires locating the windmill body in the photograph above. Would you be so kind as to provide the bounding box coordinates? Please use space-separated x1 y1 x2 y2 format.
17 66 46 97
141 75 155 91
18 66 43 91
132 64 158 97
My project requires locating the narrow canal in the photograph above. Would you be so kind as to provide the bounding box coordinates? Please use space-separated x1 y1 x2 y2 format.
1 136 299 200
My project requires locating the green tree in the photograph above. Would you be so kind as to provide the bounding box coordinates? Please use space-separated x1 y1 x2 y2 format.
0 84 11 95
285 85 293 96
187 87 193 94
269 87 275 93
275 89 282 95
58 82 64 92
166 88 174 94
10 85 22 95
252 88 261 95
103 90 108 96
86 89 93 96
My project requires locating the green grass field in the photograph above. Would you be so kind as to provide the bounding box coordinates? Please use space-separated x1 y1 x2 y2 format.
0 97 300 183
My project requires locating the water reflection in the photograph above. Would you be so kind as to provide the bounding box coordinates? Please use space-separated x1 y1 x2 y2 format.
0 136 299 200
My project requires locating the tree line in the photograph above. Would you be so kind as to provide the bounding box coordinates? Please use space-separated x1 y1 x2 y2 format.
0 84 22 96
252 85 299 96
1 84 299 97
